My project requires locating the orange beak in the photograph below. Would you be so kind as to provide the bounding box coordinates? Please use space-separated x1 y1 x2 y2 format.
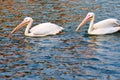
10 20 29 34
75 15 91 32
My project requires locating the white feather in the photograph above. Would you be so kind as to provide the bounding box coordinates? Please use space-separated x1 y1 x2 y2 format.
30 22 63 36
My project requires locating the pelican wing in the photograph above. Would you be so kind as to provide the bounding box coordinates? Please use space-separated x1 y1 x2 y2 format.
93 18 119 29
30 22 63 36
116 20 120 26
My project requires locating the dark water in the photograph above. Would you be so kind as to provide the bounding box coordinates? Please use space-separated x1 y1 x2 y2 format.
0 0 120 80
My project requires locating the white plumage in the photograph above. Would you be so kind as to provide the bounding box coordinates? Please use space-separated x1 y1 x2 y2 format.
10 17 64 37
75 12 120 35
29 22 63 36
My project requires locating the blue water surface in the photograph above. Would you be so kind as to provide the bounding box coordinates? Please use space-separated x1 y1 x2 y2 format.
0 0 120 80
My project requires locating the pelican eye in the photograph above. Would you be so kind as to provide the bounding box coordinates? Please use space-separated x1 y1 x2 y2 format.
24 19 30 22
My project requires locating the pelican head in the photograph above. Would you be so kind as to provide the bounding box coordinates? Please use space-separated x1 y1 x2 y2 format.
10 17 33 34
75 12 95 31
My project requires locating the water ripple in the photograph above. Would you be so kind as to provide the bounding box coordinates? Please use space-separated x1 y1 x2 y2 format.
0 0 120 80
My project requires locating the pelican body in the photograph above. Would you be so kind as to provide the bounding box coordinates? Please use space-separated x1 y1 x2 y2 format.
10 17 64 37
75 12 120 35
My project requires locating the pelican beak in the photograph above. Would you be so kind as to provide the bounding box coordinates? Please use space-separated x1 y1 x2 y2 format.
75 15 91 32
10 20 29 34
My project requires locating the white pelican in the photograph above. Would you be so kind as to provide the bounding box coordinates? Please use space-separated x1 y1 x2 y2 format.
75 12 120 35
10 17 64 37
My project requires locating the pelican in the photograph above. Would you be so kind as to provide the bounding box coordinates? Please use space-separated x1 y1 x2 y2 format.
10 17 64 37
75 12 120 35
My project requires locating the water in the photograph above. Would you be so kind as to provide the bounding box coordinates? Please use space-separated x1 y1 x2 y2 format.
0 0 120 80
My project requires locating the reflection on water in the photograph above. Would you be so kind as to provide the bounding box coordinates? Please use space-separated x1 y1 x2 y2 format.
0 0 120 80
